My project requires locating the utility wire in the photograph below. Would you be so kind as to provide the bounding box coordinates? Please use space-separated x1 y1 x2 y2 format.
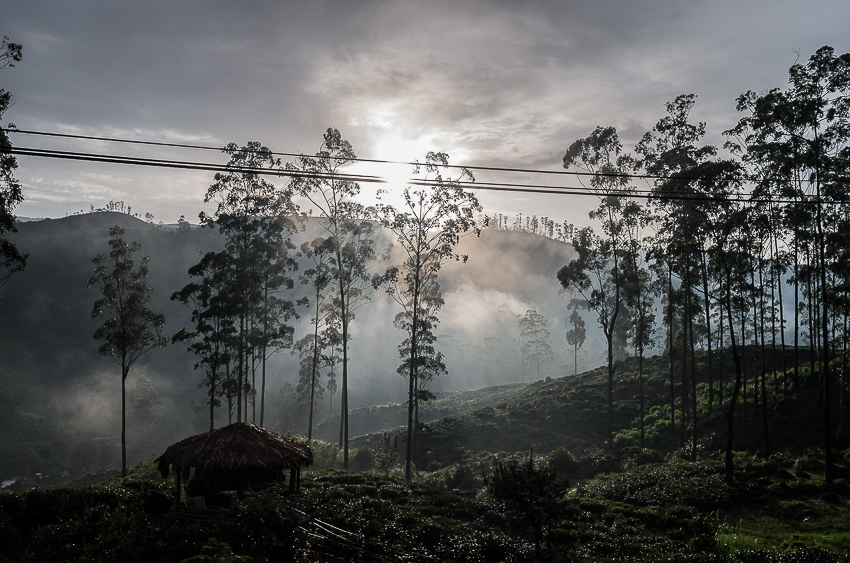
6 146 385 183
8 127 701 182
3 144 819 206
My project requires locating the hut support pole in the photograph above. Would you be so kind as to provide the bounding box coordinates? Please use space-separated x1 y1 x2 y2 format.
175 472 181 507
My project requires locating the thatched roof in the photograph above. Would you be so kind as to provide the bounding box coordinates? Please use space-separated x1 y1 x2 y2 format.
157 422 313 478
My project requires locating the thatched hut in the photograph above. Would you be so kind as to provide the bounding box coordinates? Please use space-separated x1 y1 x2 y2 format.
157 422 313 502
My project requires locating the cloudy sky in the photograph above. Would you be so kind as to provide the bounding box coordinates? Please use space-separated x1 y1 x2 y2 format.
4 0 849 227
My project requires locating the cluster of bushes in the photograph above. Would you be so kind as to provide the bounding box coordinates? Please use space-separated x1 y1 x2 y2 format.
3 447 850 562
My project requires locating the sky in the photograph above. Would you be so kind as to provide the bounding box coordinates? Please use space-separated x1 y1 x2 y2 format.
3 0 850 228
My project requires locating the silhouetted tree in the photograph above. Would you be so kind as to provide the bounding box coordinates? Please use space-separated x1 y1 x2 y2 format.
518 310 555 380
560 125 639 451
89 225 167 477
286 128 387 469
637 94 718 460
172 250 237 432
297 236 336 443
565 301 586 375
377 151 484 480
201 142 299 425
0 36 25 287
726 46 850 481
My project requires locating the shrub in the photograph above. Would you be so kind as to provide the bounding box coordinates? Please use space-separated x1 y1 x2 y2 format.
349 447 374 472
483 450 568 554
588 460 733 510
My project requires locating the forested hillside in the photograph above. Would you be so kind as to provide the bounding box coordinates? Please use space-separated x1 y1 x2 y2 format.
0 211 577 480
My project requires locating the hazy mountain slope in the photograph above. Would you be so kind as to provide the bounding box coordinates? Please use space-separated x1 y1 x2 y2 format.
0 213 582 475
311 382 528 441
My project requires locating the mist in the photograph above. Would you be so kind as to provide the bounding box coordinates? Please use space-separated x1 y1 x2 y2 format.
0 210 624 480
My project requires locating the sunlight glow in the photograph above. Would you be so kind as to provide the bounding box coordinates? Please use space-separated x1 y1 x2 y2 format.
349 135 438 209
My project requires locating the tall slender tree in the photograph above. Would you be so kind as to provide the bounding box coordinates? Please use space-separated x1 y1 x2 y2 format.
560 126 637 451
286 128 387 469
727 46 850 481
377 151 484 480
518 310 555 381
564 301 586 376
171 250 237 431
200 142 299 425
89 225 167 477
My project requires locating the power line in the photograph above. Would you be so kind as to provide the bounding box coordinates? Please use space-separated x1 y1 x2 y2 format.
3 144 816 206
7 127 702 182
6 146 386 183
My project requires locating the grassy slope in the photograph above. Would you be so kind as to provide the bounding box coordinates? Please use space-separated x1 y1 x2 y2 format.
312 382 529 442
349 358 668 468
348 347 847 471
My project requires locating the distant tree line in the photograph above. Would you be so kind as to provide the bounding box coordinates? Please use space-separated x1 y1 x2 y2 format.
486 212 576 243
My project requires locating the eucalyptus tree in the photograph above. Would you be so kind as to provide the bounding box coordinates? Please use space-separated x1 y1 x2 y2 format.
726 84 804 393
0 36 25 287
394 288 446 462
296 236 335 443
171 250 237 431
692 160 750 483
559 125 638 451
558 226 621 451
564 300 586 375
89 225 167 477
647 236 679 450
636 94 719 457
727 46 850 481
200 141 299 425
377 151 484 480
518 310 555 381
293 331 336 442
622 231 661 449
286 128 387 469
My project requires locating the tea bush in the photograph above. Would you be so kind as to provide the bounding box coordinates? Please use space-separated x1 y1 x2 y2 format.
587 459 734 510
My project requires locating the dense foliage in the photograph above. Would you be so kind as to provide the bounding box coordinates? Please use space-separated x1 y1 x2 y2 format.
2 453 850 562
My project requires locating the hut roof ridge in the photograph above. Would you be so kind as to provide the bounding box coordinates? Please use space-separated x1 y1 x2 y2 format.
157 422 313 478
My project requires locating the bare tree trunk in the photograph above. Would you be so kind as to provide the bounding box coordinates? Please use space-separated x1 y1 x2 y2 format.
405 266 421 481
121 364 128 478
815 154 834 483
701 252 714 413
794 233 800 388
719 302 725 404
639 348 645 449
668 267 676 452
681 306 688 449
759 259 770 458
686 275 698 461
741 308 747 448
722 261 743 485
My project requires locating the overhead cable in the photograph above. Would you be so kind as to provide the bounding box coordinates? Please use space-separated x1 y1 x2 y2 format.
2 144 818 206
7 127 704 182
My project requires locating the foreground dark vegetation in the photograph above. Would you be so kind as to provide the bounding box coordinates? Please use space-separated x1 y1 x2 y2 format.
2 451 850 563
2 355 850 563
